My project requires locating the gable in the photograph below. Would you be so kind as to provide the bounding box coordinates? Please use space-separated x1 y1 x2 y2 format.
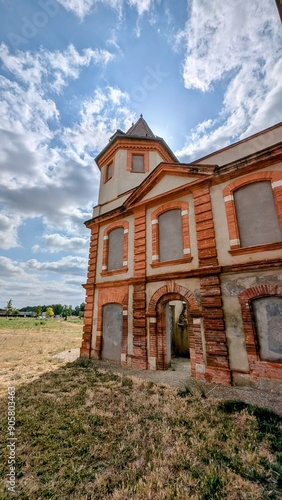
142 174 197 201
124 163 213 208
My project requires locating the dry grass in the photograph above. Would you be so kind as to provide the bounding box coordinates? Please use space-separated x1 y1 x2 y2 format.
0 317 82 395
0 320 281 499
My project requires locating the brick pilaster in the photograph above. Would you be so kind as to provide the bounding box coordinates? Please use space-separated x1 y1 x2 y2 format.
80 223 99 358
194 184 231 385
132 207 147 368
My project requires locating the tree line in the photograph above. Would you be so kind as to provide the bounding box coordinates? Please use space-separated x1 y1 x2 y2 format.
3 300 85 319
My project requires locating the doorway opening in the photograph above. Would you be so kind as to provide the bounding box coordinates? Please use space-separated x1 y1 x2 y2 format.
166 301 191 374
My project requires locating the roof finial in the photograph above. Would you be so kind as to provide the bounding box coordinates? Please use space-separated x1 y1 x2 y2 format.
140 113 143 118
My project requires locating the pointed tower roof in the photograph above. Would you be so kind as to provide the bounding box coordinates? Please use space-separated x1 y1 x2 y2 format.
95 115 178 165
126 114 155 138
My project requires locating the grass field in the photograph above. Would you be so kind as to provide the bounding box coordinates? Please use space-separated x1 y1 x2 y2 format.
0 317 82 395
0 319 281 499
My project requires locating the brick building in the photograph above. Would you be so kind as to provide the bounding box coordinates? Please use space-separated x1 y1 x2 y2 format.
80 116 282 388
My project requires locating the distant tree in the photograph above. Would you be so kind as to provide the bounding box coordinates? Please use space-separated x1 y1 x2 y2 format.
35 306 42 317
5 299 14 316
62 305 71 321
53 304 63 316
13 309 20 316
74 306 80 316
46 307 54 318
80 303 85 312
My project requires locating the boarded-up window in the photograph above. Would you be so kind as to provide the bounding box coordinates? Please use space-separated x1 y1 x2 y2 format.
234 181 282 247
105 163 113 181
101 303 123 361
252 296 282 362
132 154 144 172
108 227 124 270
158 209 183 262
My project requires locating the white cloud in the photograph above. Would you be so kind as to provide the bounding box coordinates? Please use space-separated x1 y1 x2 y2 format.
0 44 135 248
56 0 152 19
0 43 113 93
0 256 25 277
128 0 152 16
176 0 282 161
0 213 22 249
32 233 89 253
26 256 87 276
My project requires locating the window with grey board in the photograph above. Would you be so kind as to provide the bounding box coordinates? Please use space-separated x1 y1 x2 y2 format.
158 209 183 262
106 163 113 181
234 181 282 247
132 154 144 172
108 227 124 270
252 296 282 362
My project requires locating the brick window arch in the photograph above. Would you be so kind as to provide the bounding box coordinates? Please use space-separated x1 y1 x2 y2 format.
151 201 191 267
238 284 282 381
223 172 282 255
101 220 129 275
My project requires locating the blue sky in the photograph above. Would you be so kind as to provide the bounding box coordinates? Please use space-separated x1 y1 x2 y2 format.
0 0 281 309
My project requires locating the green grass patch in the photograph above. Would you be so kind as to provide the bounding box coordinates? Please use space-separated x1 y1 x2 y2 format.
0 364 281 499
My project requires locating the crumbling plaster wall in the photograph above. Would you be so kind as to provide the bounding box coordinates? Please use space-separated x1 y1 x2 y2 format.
221 270 282 372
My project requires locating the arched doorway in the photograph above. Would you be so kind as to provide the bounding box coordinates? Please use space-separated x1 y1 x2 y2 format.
156 293 193 370
148 283 202 373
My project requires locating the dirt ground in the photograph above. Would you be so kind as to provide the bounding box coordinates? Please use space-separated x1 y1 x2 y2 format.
55 349 282 415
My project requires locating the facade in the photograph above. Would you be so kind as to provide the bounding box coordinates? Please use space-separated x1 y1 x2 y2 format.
80 116 282 388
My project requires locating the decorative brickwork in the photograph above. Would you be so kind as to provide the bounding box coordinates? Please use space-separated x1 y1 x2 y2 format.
131 207 147 368
193 184 218 267
147 283 201 373
223 171 282 252
101 220 129 276
81 118 282 388
80 224 99 358
151 201 192 267
238 284 282 381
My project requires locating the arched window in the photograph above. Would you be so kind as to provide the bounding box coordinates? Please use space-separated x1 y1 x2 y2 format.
102 221 129 275
151 201 191 266
108 227 124 271
158 209 183 262
223 172 282 254
234 181 282 247
252 296 282 363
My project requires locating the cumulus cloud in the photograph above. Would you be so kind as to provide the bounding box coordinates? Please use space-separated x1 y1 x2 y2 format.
0 43 135 247
0 256 25 277
32 233 89 253
56 0 152 19
0 213 22 249
26 256 88 275
176 0 282 161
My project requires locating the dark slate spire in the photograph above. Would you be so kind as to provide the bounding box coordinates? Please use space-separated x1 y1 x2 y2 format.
126 114 155 138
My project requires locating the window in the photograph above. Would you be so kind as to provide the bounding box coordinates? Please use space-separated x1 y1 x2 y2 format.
108 227 124 271
127 151 149 173
158 209 183 262
234 182 282 247
102 221 129 275
252 296 282 363
132 154 144 172
223 172 282 254
151 202 191 266
105 162 113 182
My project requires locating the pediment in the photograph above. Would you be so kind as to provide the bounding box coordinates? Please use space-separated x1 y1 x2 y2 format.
124 162 214 208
